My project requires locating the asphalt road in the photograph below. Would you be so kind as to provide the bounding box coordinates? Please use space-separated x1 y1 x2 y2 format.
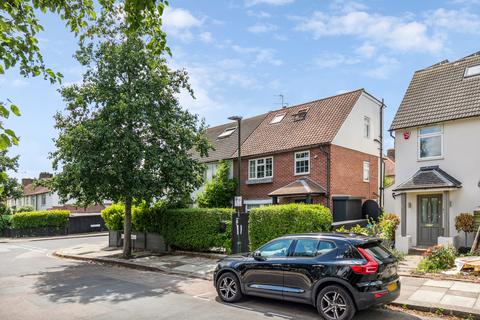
0 235 441 320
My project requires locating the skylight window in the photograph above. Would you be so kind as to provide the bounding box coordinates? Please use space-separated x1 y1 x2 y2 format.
217 127 236 139
465 65 480 78
270 113 286 124
293 108 309 121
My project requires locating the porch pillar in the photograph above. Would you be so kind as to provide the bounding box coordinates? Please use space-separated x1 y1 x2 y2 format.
443 191 450 237
401 193 407 237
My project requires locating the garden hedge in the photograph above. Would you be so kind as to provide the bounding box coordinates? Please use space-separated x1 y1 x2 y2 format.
249 204 333 250
11 210 70 229
101 204 234 252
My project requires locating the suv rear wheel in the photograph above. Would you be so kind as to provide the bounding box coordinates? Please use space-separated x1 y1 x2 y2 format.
216 272 243 303
316 285 355 320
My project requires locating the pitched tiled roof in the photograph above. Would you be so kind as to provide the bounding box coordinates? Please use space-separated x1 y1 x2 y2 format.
393 166 461 192
268 178 326 196
238 89 364 157
191 113 266 163
24 184 50 196
390 52 480 131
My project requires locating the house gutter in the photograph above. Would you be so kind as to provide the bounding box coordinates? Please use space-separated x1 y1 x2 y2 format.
319 144 331 209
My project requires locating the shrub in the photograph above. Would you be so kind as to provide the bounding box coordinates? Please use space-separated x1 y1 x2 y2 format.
196 160 236 208
417 245 456 273
0 214 12 233
163 208 234 252
101 203 141 231
455 213 476 247
10 210 70 229
16 205 34 213
378 213 400 241
132 201 166 233
249 204 333 250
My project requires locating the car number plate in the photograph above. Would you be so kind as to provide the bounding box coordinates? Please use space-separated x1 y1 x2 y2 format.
387 282 398 292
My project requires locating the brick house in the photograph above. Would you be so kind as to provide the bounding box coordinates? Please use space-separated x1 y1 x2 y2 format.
234 89 382 212
194 89 383 217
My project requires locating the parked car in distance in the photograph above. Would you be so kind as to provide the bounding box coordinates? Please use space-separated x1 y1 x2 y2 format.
214 233 400 320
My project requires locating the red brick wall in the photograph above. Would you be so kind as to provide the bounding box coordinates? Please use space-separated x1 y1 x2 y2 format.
232 144 379 209
233 146 329 206
330 145 379 201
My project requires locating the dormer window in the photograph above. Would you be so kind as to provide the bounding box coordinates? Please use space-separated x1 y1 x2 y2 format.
465 65 480 78
217 127 236 139
270 113 286 124
293 108 308 121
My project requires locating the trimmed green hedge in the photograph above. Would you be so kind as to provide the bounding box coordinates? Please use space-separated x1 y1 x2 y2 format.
163 208 233 252
249 204 333 250
0 214 12 233
11 210 70 229
101 204 233 252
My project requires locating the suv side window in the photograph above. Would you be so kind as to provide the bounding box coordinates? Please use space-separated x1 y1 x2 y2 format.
259 239 294 258
340 244 363 259
292 239 336 257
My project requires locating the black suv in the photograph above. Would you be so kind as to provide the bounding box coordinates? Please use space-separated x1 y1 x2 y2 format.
214 233 400 320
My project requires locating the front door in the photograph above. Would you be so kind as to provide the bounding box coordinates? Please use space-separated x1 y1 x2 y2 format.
417 194 443 246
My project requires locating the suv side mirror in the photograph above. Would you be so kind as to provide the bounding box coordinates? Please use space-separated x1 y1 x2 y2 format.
253 251 264 260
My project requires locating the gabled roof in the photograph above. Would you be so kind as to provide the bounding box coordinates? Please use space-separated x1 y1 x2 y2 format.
24 184 50 196
393 166 462 192
191 113 266 163
390 52 480 131
268 177 326 197
238 89 364 157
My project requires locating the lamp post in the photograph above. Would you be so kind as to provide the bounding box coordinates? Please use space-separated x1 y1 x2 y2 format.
229 115 242 253
228 115 243 203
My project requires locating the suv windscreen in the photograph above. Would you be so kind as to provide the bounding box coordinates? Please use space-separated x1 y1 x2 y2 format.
361 242 393 261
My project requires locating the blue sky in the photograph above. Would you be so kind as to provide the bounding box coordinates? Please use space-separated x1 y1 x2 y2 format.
2 0 480 179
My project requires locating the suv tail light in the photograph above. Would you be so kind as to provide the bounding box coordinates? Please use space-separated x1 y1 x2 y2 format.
351 247 378 275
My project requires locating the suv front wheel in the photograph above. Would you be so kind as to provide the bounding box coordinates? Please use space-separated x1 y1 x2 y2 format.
316 285 355 320
216 272 243 303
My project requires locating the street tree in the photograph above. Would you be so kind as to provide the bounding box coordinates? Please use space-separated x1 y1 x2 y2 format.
51 7 210 258
0 151 23 214
0 0 169 150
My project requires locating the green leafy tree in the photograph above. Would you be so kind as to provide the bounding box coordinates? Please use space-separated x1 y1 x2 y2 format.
51 7 210 258
0 0 169 150
196 160 237 208
0 151 23 201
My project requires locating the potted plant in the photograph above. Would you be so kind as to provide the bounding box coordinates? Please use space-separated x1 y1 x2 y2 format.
455 213 476 253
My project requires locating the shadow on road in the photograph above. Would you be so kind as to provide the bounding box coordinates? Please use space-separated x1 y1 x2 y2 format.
33 263 194 304
217 296 424 320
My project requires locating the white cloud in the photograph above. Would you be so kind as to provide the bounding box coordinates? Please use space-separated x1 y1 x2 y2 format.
218 58 246 69
163 7 202 31
426 9 480 33
313 53 360 69
247 23 278 33
246 10 271 18
294 10 444 53
232 45 283 66
245 0 294 6
356 42 376 58
199 32 213 43
366 56 400 79
12 79 29 87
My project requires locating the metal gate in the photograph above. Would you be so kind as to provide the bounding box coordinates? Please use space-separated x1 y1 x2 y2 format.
231 212 249 254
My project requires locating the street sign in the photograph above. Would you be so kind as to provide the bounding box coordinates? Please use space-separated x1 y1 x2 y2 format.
234 196 243 207
121 233 137 240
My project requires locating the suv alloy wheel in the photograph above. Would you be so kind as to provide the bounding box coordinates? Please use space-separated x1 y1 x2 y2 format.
216 272 243 302
317 285 355 320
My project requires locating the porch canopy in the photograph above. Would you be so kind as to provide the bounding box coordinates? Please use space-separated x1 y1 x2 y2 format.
268 178 326 204
393 166 461 238
393 165 462 193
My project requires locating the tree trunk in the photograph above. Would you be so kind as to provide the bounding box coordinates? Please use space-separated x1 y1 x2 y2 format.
470 225 480 255
123 197 133 258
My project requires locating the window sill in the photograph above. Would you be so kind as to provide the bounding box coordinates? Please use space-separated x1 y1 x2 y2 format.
417 156 444 162
294 172 310 176
246 177 273 185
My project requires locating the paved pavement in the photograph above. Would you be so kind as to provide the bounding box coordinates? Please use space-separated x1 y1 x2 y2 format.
0 234 449 320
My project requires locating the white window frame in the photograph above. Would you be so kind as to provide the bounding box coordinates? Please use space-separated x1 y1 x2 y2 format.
41 194 47 206
217 127 236 138
364 116 371 138
417 125 443 161
294 150 310 175
465 64 480 78
270 113 286 124
248 157 273 180
363 161 370 182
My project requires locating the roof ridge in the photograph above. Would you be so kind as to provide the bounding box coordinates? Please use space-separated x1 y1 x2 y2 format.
268 88 364 114
416 51 480 74
206 113 267 131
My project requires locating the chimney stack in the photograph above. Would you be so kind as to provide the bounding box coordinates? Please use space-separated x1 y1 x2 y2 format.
21 178 33 187
387 149 395 161
39 172 53 179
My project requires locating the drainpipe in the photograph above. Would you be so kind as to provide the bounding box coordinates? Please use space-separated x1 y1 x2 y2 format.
379 99 385 208
319 144 331 209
